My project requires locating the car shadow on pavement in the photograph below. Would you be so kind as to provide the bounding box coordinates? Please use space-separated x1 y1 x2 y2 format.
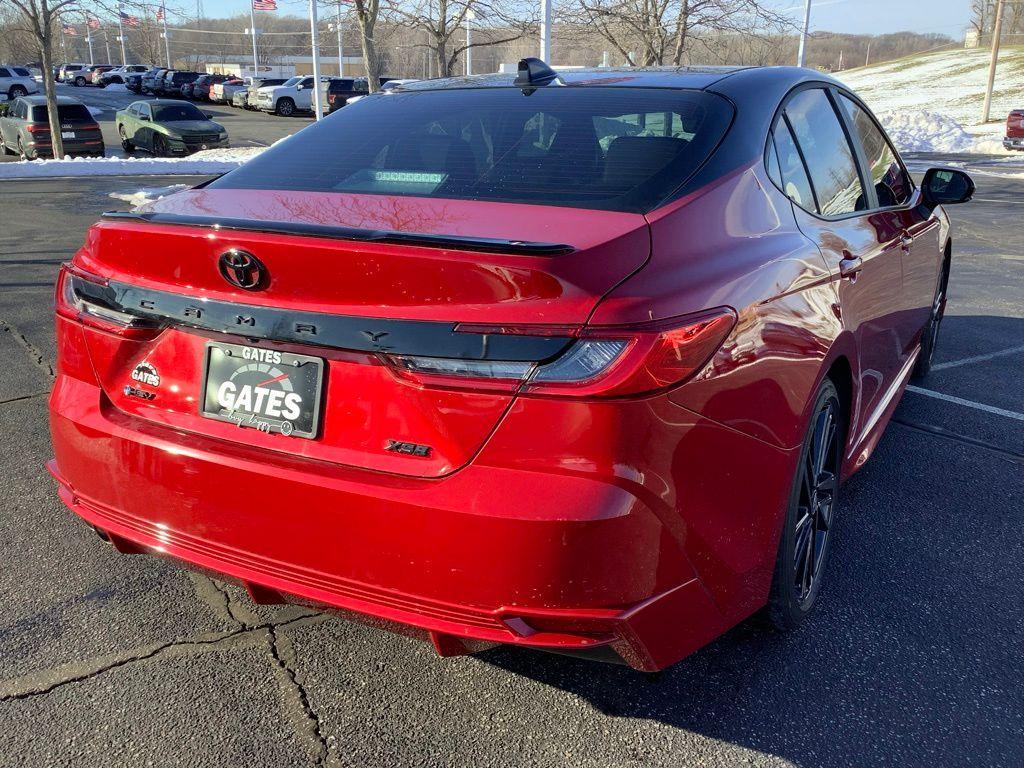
476 314 1024 767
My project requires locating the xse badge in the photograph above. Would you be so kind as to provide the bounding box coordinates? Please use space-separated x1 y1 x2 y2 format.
201 342 324 439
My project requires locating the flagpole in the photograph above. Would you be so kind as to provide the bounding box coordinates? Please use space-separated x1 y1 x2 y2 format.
60 25 67 60
104 28 113 64
116 3 127 65
161 8 171 68
85 17 95 64
336 5 344 76
309 0 323 120
249 2 260 80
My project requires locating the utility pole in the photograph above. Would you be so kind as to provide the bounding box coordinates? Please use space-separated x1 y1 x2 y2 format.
797 0 811 67
162 16 172 68
865 40 871 68
104 28 113 64
540 0 551 62
981 0 1006 123
60 25 67 60
837 49 843 71
309 0 324 120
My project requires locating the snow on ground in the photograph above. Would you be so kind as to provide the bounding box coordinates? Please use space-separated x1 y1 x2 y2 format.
0 147 263 179
837 46 1024 155
87 106 103 118
101 83 130 93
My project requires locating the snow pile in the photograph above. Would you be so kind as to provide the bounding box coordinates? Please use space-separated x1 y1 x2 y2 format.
0 146 264 179
102 83 130 92
877 110 976 154
108 184 189 208
838 47 1024 154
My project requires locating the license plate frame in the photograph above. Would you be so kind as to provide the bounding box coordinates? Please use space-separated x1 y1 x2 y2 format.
200 341 325 439
61 131 76 139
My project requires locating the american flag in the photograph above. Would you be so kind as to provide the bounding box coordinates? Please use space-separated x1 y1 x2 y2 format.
156 5 165 21
62 24 78 35
120 10 140 26
87 16 101 29
252 0 278 10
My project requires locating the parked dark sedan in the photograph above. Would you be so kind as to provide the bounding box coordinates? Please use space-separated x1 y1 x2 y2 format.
116 99 228 156
0 95 103 159
125 73 144 93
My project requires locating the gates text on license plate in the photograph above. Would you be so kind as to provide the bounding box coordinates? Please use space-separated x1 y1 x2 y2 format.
201 342 324 438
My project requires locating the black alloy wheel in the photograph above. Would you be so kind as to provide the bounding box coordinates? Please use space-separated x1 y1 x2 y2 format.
152 134 167 157
768 377 842 629
119 125 134 152
913 266 949 378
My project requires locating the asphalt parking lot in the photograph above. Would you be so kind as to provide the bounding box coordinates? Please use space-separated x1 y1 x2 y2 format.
0 81 312 162
0 160 1021 767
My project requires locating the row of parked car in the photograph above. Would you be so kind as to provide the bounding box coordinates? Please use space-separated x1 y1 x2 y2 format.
128 68 415 117
56 63 150 87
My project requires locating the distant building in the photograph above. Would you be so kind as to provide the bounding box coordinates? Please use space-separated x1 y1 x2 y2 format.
965 29 981 49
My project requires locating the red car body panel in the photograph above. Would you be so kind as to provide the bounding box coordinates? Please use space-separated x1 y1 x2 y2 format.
48 69 949 670
1007 109 1024 138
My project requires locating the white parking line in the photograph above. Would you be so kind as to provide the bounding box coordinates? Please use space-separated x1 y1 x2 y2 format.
905 385 1024 422
931 344 1024 372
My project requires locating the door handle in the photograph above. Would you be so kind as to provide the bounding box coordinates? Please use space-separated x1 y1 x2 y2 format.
839 256 863 279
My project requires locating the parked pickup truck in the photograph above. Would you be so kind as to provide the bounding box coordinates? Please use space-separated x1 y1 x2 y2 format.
254 75 332 116
1004 109 1024 151
0 65 40 99
211 78 246 104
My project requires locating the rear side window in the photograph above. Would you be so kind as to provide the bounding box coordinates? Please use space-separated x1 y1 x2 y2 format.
0 68 10 78
784 89 866 217
210 87 734 213
772 120 816 212
13 68 30 77
838 94 912 207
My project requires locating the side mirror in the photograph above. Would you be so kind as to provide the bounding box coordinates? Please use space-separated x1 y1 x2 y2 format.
139 114 150 122
296 84 304 90
922 168 975 207
204 112 213 119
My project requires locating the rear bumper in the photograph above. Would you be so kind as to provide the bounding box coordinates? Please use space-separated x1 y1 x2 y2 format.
49 359 794 670
1003 135 1024 150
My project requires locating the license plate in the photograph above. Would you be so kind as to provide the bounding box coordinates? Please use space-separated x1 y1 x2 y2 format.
61 131 75 139
201 342 324 438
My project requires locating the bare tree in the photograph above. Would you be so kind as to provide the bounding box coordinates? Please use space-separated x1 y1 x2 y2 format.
569 0 790 67
388 0 536 78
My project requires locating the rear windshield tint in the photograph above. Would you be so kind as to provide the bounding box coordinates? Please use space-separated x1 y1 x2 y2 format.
31 104 94 123
210 87 734 213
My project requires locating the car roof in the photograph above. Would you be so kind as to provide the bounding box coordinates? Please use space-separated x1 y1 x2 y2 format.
20 94 85 106
145 99 201 106
396 65 842 94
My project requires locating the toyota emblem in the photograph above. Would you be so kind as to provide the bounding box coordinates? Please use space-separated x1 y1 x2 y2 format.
218 250 267 291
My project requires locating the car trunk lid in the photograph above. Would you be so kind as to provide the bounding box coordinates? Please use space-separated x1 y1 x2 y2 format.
71 189 651 478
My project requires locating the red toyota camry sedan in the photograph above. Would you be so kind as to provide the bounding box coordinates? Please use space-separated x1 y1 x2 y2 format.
49 61 974 671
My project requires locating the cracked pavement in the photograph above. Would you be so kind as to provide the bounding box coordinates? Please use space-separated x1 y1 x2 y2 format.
0 169 1021 767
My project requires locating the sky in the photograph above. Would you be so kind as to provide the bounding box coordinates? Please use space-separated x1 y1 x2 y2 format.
193 0 972 39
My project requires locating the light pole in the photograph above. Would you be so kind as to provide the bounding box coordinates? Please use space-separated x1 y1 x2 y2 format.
797 0 811 67
982 0 1006 123
464 8 475 76
540 0 551 62
248 1 260 79
331 12 344 76
161 7 172 68
85 16 95 65
116 3 127 66
309 0 324 120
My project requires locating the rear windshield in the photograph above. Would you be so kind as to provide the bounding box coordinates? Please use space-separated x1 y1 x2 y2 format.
210 87 733 212
31 104 94 123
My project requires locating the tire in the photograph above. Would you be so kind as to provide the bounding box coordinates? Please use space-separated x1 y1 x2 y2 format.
275 98 295 117
17 137 32 161
1 139 13 156
912 258 950 379
767 377 843 630
9 85 27 99
152 134 168 157
119 125 134 152
75 76 87 87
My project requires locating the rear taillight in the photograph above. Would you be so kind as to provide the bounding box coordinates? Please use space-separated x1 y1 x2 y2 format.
55 263 162 338
385 308 735 398
26 124 49 134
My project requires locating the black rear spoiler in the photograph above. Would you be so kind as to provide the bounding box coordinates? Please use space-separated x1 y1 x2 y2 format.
101 211 575 257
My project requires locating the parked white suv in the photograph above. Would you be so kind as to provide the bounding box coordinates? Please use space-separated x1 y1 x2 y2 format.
254 75 331 116
100 65 150 86
0 66 41 99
